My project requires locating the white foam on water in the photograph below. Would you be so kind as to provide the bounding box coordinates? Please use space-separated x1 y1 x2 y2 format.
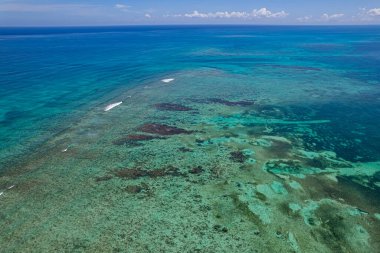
7 185 15 190
62 148 68 152
104 101 123 111
161 78 174 83
0 192 3 196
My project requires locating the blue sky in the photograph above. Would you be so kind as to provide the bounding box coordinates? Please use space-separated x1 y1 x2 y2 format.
1 0 380 26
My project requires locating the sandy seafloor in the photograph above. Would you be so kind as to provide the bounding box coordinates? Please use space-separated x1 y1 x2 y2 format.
0 26 380 252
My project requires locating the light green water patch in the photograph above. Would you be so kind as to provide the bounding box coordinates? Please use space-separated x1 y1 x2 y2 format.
289 203 302 213
256 184 276 199
254 136 292 148
264 157 380 191
297 150 330 159
296 149 351 168
264 149 380 185
349 225 370 250
288 231 301 253
338 161 380 177
198 136 249 146
300 200 321 226
254 138 272 147
246 158 256 164
304 197 373 253
261 135 292 144
247 202 272 225
271 181 288 195
242 149 255 156
263 159 327 179
288 180 303 191
237 183 272 224
299 198 372 231
333 161 380 189
255 181 287 200
347 207 368 217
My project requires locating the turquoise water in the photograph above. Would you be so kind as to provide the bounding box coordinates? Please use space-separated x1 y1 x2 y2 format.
0 26 380 252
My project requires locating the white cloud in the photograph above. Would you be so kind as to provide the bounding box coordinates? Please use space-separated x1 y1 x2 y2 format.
145 13 151 18
296 16 312 22
251 8 288 18
321 13 344 21
185 11 249 18
184 10 210 18
180 8 288 19
368 8 380 16
355 7 380 21
115 4 129 11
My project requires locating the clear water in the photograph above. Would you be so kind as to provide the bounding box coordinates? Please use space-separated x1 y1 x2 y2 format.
0 26 379 252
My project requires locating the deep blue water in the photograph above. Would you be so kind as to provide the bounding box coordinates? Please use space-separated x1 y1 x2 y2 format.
1 25 380 167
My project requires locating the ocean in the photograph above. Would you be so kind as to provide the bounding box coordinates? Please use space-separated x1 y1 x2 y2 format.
0 25 379 252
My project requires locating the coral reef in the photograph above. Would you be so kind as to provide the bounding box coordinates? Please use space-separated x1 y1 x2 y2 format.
115 166 184 179
229 151 248 163
138 123 193 135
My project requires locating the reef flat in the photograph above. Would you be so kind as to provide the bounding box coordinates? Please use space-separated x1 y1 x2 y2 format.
0 26 380 252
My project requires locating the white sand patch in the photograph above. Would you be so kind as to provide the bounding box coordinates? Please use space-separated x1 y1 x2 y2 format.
161 78 174 83
104 101 122 111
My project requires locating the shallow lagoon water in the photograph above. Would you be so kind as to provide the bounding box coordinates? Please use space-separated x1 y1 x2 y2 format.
0 26 380 252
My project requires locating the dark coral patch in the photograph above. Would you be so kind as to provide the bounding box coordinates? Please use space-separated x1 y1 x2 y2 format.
113 134 163 146
154 103 193 111
189 166 204 174
138 123 193 135
230 151 248 163
125 183 150 194
115 166 184 179
178 147 192 152
149 166 184 178
95 175 113 182
125 185 144 194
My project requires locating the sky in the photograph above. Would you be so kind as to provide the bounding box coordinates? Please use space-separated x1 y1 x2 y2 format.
0 0 380 26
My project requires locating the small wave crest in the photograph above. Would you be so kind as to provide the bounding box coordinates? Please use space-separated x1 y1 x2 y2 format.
161 78 174 83
104 101 122 111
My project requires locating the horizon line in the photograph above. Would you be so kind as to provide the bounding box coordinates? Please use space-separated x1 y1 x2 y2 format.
1 23 380 28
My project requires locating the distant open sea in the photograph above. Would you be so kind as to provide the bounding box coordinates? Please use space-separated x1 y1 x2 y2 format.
0 26 380 252
1 26 380 166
